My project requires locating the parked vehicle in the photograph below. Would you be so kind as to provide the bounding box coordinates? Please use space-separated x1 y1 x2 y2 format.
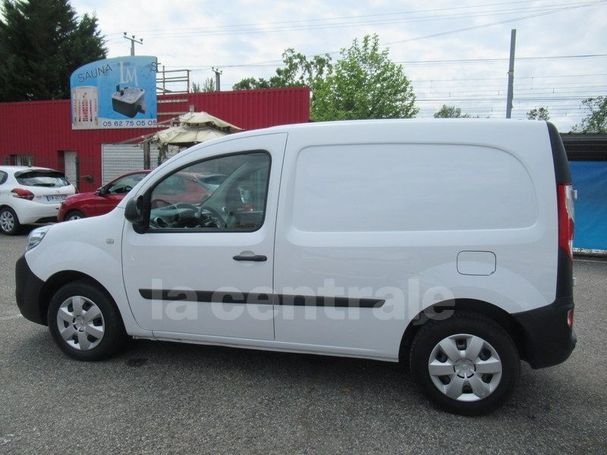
59 170 215 221
0 166 75 235
58 171 150 221
15 120 576 415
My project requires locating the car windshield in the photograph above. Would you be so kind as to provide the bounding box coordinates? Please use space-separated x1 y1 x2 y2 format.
16 170 70 187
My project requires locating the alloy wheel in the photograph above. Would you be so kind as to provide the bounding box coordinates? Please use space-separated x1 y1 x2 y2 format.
0 210 15 233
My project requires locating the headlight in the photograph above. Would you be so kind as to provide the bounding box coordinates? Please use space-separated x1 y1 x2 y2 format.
26 226 51 251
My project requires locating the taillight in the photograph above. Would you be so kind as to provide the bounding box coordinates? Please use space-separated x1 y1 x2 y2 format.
11 188 34 201
557 184 575 259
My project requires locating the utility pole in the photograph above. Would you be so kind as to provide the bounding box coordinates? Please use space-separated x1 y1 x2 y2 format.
506 29 516 119
212 67 222 92
123 32 143 56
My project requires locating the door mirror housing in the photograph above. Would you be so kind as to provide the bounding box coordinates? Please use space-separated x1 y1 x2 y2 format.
124 196 147 231
96 186 108 196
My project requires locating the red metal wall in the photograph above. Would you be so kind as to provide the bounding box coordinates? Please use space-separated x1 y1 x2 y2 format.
0 87 310 191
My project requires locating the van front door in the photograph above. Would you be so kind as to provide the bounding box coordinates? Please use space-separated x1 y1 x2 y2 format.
122 133 286 340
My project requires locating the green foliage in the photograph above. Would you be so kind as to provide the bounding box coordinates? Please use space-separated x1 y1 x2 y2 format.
192 77 215 93
573 97 607 133
0 0 106 101
233 35 417 121
312 35 417 121
433 105 470 118
232 49 331 91
527 106 550 121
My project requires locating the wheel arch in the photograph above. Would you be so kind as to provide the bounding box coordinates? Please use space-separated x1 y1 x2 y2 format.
399 299 527 364
39 270 122 326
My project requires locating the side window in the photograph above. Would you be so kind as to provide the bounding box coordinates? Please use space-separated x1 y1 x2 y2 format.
0 171 7 185
148 152 270 232
107 173 146 194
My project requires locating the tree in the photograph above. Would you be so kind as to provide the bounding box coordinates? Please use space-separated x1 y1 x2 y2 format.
0 0 106 101
232 48 332 91
434 105 470 118
192 77 215 93
527 106 550 121
312 35 418 120
573 96 607 133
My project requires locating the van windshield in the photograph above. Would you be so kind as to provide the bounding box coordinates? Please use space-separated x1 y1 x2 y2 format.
16 171 70 188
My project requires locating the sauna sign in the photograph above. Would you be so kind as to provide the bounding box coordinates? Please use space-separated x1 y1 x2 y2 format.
70 56 157 130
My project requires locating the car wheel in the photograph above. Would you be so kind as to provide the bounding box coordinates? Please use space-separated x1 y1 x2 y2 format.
0 206 20 235
65 210 85 221
48 280 128 361
410 312 519 416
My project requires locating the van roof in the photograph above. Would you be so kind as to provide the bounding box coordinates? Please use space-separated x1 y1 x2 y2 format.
241 118 550 137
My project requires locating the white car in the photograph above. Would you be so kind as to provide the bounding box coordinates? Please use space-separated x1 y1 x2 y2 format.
15 120 576 415
0 166 76 235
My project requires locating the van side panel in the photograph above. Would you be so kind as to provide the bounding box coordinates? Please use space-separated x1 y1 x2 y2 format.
274 121 558 360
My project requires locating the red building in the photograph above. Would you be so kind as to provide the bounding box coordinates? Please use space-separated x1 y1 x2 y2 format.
0 88 310 191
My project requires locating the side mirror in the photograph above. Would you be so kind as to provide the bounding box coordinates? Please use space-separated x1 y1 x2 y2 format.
96 186 107 196
124 196 146 229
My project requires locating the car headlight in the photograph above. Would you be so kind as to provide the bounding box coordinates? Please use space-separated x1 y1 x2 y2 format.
26 226 51 251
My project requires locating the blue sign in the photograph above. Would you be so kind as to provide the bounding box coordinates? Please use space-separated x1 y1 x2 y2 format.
70 56 157 129
570 161 607 252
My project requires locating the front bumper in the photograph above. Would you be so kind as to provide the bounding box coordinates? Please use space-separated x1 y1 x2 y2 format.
15 255 46 325
512 297 576 369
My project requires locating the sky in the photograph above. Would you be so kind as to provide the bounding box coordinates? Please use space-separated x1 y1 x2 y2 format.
71 0 607 131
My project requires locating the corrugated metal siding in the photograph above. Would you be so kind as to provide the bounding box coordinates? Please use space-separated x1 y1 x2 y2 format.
102 143 164 183
0 88 310 191
102 144 144 183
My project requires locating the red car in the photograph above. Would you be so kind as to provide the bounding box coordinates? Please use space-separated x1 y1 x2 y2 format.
58 171 150 221
58 170 219 221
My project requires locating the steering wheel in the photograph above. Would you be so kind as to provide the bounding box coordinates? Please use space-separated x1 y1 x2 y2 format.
198 205 226 229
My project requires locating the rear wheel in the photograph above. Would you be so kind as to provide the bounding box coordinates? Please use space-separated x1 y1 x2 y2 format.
65 210 85 221
0 207 20 235
410 312 519 415
48 280 128 360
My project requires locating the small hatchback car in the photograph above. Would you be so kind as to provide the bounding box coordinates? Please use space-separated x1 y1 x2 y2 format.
16 120 576 415
0 166 75 235
58 171 150 221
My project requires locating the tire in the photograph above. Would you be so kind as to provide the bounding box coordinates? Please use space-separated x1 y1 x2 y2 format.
0 206 21 235
65 210 85 221
48 280 128 361
410 312 519 416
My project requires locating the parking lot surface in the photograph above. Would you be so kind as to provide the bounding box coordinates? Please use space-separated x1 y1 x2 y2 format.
1 234 606 454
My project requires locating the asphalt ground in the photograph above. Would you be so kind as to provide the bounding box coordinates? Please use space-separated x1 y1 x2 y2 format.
0 233 606 454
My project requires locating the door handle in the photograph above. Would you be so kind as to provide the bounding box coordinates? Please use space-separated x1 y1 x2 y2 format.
233 254 267 262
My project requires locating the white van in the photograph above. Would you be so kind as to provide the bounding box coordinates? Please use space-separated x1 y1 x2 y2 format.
16 119 576 415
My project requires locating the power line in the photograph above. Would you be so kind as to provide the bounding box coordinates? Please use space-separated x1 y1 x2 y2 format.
104 0 587 38
411 74 607 82
382 1 605 48
172 52 607 70
396 53 607 65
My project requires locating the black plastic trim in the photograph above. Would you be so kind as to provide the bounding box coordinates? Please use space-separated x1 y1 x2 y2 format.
233 254 267 262
512 297 576 369
547 122 572 184
139 289 385 308
15 255 46 325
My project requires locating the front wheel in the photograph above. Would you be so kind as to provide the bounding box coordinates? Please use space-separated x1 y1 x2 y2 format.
410 312 520 415
65 210 85 221
48 280 128 360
